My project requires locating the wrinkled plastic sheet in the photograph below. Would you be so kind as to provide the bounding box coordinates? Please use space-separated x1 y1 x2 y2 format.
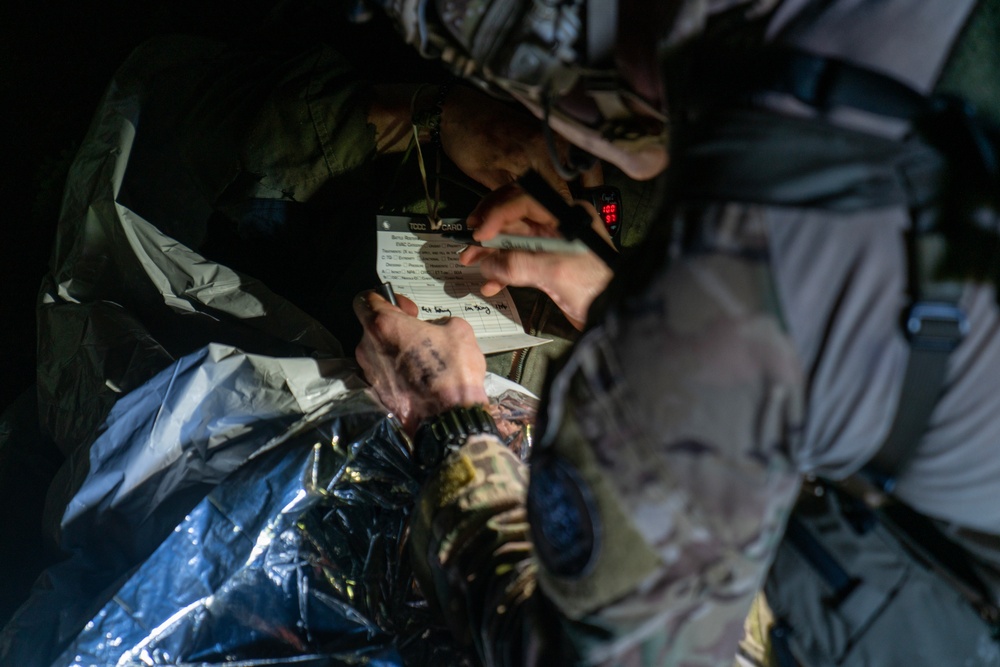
4 40 538 666
4 344 537 665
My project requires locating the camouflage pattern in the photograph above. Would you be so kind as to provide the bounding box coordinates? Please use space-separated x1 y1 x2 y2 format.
406 2 1000 663
411 204 805 666
537 204 804 665
408 434 537 662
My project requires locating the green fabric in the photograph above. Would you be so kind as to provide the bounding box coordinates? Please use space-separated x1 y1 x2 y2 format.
936 0 1000 127
765 486 1000 666
241 44 378 203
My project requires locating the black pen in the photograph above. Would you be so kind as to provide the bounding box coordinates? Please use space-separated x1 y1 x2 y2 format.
378 281 398 307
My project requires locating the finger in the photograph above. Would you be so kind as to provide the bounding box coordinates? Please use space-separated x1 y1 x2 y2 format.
394 293 419 317
480 279 505 297
470 188 561 240
356 289 420 319
353 291 405 339
479 249 556 293
578 161 605 188
458 245 494 266
353 341 373 377
466 183 524 232
353 290 378 326
353 336 388 389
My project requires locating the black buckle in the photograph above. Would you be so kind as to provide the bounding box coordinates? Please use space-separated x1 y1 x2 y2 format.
904 301 968 352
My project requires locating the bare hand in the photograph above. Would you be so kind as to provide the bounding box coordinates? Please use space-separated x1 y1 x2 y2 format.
459 184 615 329
353 291 488 434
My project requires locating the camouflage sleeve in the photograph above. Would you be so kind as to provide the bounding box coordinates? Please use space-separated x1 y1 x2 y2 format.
410 205 805 666
409 434 542 664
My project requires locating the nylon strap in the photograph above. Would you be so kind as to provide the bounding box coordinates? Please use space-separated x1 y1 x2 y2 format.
672 46 1000 635
672 49 987 488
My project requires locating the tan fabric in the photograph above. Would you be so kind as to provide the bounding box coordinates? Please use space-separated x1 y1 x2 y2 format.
535 206 803 666
738 593 777 667
408 1 1000 664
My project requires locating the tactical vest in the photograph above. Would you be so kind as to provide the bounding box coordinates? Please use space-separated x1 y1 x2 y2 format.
665 1 1000 664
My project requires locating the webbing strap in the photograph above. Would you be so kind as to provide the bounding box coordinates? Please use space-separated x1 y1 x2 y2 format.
672 111 967 487
673 109 946 213
783 515 857 602
881 501 1000 632
586 0 617 68
866 297 967 489
677 47 1000 638
671 49 996 488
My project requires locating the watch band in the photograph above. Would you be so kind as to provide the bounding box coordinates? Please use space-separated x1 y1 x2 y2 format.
413 404 500 470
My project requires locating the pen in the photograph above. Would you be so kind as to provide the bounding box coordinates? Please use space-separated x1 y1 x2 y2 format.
517 170 618 269
378 281 398 307
441 231 481 246
441 231 589 254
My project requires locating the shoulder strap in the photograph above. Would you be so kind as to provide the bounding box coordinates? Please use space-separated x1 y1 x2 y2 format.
865 235 965 489
687 47 1000 635
671 46 1000 485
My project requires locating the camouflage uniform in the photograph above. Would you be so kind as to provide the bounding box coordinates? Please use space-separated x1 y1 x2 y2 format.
412 201 803 666
408 1 1000 665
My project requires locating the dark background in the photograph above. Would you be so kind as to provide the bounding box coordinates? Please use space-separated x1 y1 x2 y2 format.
0 0 438 625
0 0 264 413
0 0 280 627
0 0 436 412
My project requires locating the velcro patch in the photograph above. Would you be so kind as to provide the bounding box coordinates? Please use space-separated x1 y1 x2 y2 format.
528 455 601 578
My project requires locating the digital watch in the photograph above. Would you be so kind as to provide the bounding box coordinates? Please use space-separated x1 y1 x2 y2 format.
413 404 501 470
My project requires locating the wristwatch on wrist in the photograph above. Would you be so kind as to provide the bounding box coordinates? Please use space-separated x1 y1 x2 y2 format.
413 404 500 470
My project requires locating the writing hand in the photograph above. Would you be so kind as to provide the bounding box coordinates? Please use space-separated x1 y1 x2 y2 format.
353 290 488 434
459 184 615 329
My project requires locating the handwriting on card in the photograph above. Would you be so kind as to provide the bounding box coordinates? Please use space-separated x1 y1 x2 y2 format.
376 216 549 355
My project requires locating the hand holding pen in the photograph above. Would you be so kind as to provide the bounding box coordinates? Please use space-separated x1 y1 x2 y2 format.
378 281 398 307
455 174 615 330
449 170 618 267
515 170 619 269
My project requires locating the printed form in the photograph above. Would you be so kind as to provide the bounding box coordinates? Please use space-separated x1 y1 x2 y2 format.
376 215 550 355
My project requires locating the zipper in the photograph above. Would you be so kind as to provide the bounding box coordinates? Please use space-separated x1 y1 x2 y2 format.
509 347 528 386
509 294 549 385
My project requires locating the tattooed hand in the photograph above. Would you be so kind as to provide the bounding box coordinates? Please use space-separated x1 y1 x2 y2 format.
353 290 489 434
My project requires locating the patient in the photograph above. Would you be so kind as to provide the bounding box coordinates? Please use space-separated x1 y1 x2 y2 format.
1 5 649 665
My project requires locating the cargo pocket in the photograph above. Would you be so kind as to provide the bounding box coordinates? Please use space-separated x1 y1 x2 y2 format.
764 486 909 665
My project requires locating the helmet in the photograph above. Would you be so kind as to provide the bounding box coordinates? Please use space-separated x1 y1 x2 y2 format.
367 0 669 179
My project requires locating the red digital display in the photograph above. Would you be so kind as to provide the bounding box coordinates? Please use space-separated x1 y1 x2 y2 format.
583 186 622 239
601 203 618 224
